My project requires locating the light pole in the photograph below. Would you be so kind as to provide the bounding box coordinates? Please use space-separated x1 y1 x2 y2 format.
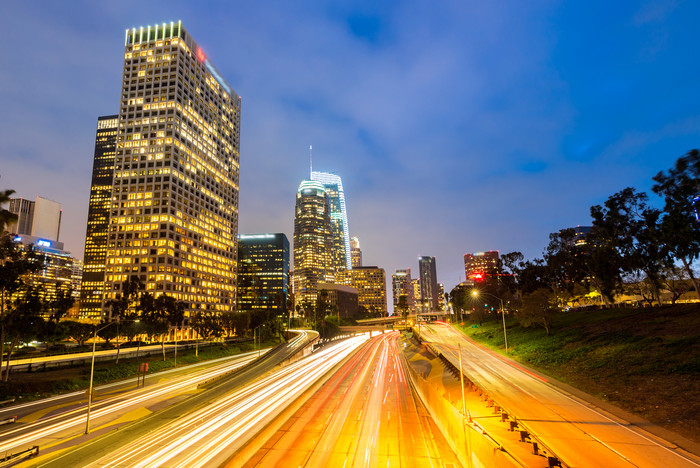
472 290 508 353
85 321 114 434
85 319 137 434
253 324 263 358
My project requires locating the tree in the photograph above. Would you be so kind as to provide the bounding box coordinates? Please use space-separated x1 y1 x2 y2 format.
0 234 43 380
191 310 223 355
499 251 524 297
63 321 95 347
139 292 168 359
154 294 185 360
652 149 700 300
0 189 17 232
659 265 690 305
518 288 558 335
39 285 74 351
105 276 143 362
591 188 667 305
2 285 44 380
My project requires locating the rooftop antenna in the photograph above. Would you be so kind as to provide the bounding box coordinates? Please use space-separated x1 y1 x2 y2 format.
309 145 313 178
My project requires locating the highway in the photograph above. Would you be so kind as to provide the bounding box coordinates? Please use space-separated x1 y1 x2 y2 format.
243 331 461 467
0 349 264 459
73 333 370 467
419 322 700 468
1 330 316 466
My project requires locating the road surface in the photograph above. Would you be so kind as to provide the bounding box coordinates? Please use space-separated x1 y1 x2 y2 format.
243 330 462 467
419 322 700 468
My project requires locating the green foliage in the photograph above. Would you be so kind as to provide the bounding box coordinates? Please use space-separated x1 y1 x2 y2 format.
518 288 559 335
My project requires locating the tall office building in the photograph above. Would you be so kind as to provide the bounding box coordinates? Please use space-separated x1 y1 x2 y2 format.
80 115 119 318
412 278 421 310
344 266 387 316
237 233 289 315
464 251 499 282
103 22 241 320
8 196 62 241
418 256 439 312
392 269 415 315
293 180 334 306
310 172 351 271
350 235 362 268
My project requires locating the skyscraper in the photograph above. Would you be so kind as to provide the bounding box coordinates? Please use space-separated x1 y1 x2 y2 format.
103 22 241 320
80 115 118 318
464 251 499 282
344 266 387 316
293 180 334 307
350 236 362 268
237 233 290 315
418 256 438 312
310 171 351 271
392 268 415 315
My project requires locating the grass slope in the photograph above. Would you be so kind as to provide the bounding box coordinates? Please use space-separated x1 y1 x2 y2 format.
456 304 700 443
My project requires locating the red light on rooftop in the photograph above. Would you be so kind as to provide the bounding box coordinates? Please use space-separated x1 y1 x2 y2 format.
196 46 207 63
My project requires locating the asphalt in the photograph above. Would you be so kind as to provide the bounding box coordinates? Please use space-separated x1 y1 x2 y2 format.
27 331 317 468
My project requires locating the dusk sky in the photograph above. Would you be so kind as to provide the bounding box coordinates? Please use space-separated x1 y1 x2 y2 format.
1 1 699 308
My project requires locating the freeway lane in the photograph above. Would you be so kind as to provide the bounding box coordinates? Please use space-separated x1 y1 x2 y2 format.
420 322 700 468
79 333 369 468
0 349 265 459
244 331 461 467
29 329 317 467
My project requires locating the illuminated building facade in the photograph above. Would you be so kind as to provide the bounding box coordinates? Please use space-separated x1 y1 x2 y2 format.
293 180 334 306
310 172 351 271
80 115 118 318
237 233 289 315
71 259 83 299
350 235 362 268
344 266 387 316
464 251 499 282
418 256 439 312
412 278 421 310
12 235 73 313
392 269 415 315
104 22 241 320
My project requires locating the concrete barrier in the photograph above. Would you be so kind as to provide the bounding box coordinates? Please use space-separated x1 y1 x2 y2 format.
402 352 520 468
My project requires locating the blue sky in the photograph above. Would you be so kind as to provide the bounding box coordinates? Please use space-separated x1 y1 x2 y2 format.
1 1 698 305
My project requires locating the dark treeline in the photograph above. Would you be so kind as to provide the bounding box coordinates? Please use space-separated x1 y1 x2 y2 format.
450 149 700 334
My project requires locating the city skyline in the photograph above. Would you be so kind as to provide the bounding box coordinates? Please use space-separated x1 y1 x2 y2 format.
2 2 700 301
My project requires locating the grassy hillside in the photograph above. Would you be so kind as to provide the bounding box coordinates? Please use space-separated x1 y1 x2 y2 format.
456 304 700 443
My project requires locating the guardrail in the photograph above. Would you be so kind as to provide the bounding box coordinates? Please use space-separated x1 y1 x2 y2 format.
4 341 239 373
0 445 39 467
413 327 565 468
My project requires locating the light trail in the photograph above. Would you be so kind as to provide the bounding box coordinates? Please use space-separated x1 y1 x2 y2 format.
0 350 265 455
421 322 700 468
243 331 461 468
87 334 370 468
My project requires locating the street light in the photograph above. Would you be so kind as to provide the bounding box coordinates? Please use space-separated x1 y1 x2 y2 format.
472 290 508 353
253 324 263 358
85 319 138 434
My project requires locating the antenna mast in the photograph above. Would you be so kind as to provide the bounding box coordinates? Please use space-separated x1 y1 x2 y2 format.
309 145 313 177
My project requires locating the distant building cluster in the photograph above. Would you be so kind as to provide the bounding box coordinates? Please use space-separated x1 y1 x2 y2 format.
1 20 469 328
